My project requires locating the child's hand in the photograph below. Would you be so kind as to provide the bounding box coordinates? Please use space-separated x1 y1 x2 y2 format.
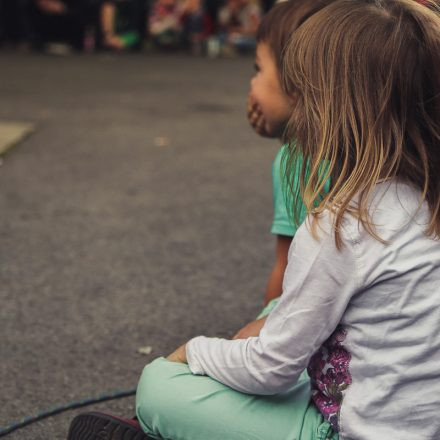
247 95 273 137
233 316 267 340
167 343 188 364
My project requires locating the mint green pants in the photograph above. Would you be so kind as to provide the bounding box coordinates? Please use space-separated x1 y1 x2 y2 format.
136 299 338 440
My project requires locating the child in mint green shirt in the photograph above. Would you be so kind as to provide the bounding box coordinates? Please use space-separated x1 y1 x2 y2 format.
236 5 330 335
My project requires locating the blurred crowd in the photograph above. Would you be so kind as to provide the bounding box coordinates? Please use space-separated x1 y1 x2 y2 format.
0 0 275 55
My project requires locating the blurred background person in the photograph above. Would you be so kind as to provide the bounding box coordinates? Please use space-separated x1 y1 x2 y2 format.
148 0 184 49
29 0 99 52
99 0 146 51
148 0 207 52
218 0 261 55
180 0 207 55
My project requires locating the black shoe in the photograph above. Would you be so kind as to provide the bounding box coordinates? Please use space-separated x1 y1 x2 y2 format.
67 411 152 440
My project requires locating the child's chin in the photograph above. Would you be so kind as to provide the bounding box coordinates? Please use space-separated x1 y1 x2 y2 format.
267 123 287 139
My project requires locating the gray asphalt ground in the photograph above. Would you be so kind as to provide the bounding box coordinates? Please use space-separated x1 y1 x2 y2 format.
0 52 278 439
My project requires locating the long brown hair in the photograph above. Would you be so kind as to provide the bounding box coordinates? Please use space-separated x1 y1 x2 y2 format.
282 0 440 247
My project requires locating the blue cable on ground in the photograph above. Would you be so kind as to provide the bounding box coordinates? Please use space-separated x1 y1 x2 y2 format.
0 388 137 437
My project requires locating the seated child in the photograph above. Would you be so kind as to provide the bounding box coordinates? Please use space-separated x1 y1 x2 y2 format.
236 0 331 340
68 0 440 439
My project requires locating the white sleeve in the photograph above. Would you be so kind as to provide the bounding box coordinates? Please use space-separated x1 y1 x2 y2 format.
186 213 361 395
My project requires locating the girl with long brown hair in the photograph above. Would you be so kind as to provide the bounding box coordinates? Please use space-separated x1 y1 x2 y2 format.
70 1 440 439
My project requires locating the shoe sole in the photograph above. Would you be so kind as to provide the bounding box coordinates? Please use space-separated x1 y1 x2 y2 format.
67 412 151 440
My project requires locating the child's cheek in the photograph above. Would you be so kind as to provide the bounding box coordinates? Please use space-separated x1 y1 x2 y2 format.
249 76 258 95
249 77 266 106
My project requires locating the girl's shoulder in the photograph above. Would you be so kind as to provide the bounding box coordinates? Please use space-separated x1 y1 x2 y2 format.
337 180 431 246
302 181 430 246
365 180 429 226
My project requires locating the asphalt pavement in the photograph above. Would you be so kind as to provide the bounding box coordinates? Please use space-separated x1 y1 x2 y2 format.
0 51 279 439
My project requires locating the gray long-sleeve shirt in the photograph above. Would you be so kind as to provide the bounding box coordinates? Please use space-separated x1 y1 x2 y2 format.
186 181 440 439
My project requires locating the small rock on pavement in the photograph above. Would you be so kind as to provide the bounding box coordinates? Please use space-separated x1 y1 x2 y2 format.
137 346 153 355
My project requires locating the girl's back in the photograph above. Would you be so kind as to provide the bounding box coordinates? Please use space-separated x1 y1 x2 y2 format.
280 0 440 436
300 181 440 437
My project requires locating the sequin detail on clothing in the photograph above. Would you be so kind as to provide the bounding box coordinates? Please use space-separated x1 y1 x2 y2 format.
307 326 352 431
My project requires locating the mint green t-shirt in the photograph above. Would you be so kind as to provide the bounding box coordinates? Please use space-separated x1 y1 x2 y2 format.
271 144 329 237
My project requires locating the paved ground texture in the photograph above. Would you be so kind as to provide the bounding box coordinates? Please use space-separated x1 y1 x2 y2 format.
0 52 279 439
